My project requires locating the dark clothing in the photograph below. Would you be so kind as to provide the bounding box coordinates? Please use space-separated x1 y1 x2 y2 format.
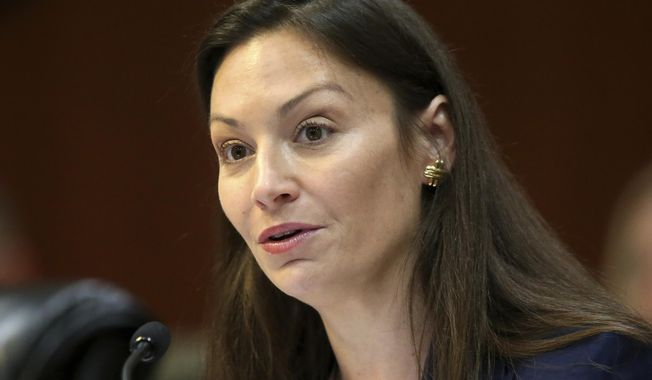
424 332 652 379
492 332 652 379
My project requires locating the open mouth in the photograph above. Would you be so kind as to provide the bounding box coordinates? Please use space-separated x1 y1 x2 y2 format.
267 229 303 242
258 223 323 248
258 224 322 254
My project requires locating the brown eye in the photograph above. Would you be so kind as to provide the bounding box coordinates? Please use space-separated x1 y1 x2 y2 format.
230 145 247 159
221 141 254 162
305 126 323 141
296 122 331 143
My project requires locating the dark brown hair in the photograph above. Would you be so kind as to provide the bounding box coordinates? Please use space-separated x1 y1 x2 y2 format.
196 1 652 379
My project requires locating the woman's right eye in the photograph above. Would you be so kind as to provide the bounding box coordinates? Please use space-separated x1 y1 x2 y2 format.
220 141 254 163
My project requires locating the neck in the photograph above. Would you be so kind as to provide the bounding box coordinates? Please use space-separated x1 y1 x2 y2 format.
317 262 427 380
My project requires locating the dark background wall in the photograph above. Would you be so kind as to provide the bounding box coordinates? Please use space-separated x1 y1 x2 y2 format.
1 0 650 332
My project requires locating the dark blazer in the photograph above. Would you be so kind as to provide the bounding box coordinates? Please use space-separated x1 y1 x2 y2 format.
490 332 652 379
422 332 652 379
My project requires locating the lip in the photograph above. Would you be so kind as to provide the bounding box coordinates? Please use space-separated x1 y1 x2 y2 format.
257 223 323 254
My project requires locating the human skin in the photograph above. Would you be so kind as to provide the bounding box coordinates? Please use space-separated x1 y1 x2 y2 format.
209 29 454 379
621 196 652 322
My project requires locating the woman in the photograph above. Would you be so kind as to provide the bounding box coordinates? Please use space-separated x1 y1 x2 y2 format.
604 163 652 324
196 0 652 379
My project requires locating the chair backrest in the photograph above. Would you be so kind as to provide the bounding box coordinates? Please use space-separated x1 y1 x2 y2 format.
0 279 154 380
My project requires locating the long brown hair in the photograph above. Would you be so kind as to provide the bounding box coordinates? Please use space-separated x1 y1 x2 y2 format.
196 1 651 379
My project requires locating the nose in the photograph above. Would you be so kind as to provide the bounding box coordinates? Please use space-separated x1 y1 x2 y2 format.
251 146 299 211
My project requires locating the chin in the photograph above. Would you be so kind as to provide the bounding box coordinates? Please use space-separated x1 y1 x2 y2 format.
269 262 332 306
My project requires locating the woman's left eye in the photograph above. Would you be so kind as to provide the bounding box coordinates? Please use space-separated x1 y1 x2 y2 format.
295 122 332 143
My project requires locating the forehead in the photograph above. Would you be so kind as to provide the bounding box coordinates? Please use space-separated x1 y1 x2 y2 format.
214 30 330 89
210 29 389 117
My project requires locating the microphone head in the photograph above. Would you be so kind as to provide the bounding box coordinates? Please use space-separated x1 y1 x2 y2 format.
129 321 171 363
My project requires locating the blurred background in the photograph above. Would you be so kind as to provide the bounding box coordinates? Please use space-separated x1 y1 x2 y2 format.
1 0 650 378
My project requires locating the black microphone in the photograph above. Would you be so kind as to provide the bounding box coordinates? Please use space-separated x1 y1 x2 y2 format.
121 321 171 380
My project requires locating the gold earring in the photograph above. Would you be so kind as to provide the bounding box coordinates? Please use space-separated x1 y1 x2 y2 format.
424 159 446 187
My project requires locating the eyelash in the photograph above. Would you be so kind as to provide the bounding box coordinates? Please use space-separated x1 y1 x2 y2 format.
218 140 254 164
217 120 334 164
293 120 333 144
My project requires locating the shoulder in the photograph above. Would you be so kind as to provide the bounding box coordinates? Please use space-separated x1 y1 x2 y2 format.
492 332 652 379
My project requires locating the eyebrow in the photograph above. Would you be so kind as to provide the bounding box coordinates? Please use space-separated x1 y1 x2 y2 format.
209 82 351 128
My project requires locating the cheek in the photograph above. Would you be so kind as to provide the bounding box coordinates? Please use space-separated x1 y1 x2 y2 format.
315 137 420 236
218 176 248 236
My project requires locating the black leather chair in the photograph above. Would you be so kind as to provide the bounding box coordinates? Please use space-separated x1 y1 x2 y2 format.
0 279 154 380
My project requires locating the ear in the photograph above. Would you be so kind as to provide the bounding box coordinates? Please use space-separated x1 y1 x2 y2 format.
418 95 456 174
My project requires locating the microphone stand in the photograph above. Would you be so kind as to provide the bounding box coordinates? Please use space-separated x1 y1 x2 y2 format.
121 321 171 380
121 342 149 380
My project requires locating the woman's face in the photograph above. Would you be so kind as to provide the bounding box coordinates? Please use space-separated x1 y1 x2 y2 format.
209 30 427 306
621 195 652 322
